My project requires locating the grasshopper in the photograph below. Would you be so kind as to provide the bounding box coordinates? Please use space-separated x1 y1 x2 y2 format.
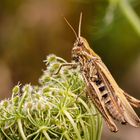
56 13 140 132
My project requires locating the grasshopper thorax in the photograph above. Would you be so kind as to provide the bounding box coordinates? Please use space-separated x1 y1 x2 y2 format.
72 37 85 62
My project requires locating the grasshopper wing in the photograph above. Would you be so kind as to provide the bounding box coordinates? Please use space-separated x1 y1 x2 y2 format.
95 59 140 127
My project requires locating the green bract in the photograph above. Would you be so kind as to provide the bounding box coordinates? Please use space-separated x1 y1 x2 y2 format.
0 55 102 140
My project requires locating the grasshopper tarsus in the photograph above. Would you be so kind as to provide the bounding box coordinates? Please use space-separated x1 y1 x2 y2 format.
54 63 77 75
124 92 140 108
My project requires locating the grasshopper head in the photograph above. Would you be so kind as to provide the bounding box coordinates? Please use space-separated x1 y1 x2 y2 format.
64 13 99 61
72 36 99 60
73 36 88 55
72 36 85 62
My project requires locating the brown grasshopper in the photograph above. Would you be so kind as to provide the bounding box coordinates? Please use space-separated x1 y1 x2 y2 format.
56 13 140 132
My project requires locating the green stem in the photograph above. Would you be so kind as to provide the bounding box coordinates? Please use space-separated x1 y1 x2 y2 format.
80 120 89 140
97 115 103 140
50 77 66 90
42 130 51 140
33 133 40 140
27 130 40 138
1 129 12 140
18 91 27 112
63 132 71 140
70 91 99 138
17 119 27 140
27 109 37 127
64 110 82 140
119 0 140 36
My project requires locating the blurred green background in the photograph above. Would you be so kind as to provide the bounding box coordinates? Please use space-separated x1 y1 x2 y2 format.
0 0 140 139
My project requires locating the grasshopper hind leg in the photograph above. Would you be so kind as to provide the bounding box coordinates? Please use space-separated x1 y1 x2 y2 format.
91 96 119 132
123 92 140 108
82 74 118 132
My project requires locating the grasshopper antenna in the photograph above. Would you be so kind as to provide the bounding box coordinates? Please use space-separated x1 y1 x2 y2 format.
63 17 78 39
78 12 82 38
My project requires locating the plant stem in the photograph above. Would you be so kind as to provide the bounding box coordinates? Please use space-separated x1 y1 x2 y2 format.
119 0 140 36
17 118 27 140
1 129 12 140
18 91 27 112
64 110 82 140
42 130 51 140
63 132 71 140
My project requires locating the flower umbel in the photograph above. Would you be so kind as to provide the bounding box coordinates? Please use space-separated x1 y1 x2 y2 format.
0 54 103 140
